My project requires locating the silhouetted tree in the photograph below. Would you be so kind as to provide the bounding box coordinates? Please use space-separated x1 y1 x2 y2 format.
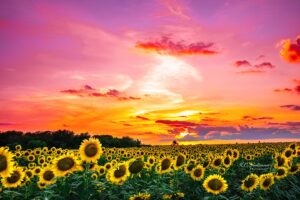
0 130 142 149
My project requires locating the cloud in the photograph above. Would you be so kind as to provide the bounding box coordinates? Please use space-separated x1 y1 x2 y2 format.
159 0 190 20
280 35 300 63
155 119 199 127
61 85 141 100
274 79 300 95
0 122 14 126
234 60 252 67
136 36 218 56
254 62 275 69
136 116 149 121
234 59 275 74
280 104 300 111
242 116 274 121
157 119 300 141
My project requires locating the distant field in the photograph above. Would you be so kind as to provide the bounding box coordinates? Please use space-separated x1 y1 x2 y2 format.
0 140 299 199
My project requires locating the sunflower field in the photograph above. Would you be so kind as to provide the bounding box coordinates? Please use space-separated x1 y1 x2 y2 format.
0 139 300 200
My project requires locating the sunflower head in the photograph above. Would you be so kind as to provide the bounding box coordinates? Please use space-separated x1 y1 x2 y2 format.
191 165 205 181
79 138 103 163
53 154 79 176
275 167 288 179
1 167 25 188
0 147 14 177
174 154 185 169
128 159 144 174
203 174 228 195
107 162 130 185
259 173 275 190
241 173 259 192
39 167 56 185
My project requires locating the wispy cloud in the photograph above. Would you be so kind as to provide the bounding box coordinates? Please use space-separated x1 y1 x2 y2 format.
61 85 141 101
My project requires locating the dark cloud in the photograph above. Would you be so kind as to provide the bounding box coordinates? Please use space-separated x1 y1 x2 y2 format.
254 62 275 69
280 35 300 63
155 119 199 127
0 122 14 126
234 59 275 74
136 36 218 56
274 79 300 95
61 85 141 100
157 119 300 141
280 104 300 111
242 116 273 121
234 60 252 67
136 116 149 121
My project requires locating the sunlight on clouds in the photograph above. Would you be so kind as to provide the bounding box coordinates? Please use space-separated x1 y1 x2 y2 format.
140 55 202 104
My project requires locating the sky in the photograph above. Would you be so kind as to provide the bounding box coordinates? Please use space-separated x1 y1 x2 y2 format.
0 0 300 145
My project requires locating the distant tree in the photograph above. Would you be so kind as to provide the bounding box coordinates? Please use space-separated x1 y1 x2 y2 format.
0 130 142 149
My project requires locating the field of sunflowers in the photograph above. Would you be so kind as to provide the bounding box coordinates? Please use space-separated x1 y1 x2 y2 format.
0 139 300 200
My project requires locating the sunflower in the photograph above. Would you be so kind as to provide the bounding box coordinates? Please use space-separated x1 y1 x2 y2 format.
104 162 112 170
241 173 259 192
222 156 232 168
282 148 294 160
259 173 275 190
147 156 156 166
191 164 205 181
128 159 144 174
275 167 288 179
98 166 106 176
232 149 240 160
0 147 14 177
53 154 79 176
79 138 103 163
91 173 98 180
106 162 130 185
15 145 22 151
289 164 299 175
274 155 287 168
173 154 185 170
158 157 173 174
129 192 151 200
1 167 25 188
211 157 223 169
203 174 228 195
39 167 56 185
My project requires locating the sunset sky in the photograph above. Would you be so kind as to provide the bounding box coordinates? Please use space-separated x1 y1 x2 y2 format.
1 0 300 144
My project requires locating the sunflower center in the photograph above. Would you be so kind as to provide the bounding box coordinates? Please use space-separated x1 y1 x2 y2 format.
134 197 143 200
224 157 230 165
43 170 55 181
208 179 223 190
99 168 105 173
214 159 221 166
290 165 298 172
194 168 202 177
129 160 144 174
57 157 75 171
7 171 21 184
277 169 285 176
0 155 7 171
262 178 271 187
149 158 154 164
176 155 185 167
161 159 171 170
244 177 255 188
84 144 98 157
114 165 127 178
285 151 292 157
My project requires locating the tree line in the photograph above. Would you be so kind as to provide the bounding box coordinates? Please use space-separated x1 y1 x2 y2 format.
0 130 142 149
